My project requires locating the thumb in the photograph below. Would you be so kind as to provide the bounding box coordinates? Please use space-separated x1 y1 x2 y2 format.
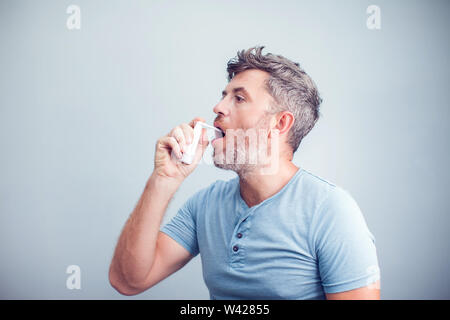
199 127 209 146
192 128 209 165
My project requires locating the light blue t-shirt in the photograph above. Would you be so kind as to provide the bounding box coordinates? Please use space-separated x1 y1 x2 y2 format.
161 167 380 299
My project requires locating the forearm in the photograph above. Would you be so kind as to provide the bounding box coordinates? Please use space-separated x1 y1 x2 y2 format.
110 173 182 289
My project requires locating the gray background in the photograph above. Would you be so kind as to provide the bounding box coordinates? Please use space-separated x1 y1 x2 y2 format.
1 0 449 299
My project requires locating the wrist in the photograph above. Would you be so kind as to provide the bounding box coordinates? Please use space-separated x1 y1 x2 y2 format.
147 172 183 193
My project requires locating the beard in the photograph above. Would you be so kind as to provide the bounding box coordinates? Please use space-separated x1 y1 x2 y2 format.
212 114 275 178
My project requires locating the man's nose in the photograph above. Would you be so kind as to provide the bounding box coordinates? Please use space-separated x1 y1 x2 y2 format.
213 99 230 116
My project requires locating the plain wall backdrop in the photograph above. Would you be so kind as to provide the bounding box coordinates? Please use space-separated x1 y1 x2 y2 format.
0 0 449 299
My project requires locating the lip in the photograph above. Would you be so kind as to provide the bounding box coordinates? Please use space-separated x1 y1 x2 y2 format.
213 121 223 131
213 122 226 137
212 122 225 146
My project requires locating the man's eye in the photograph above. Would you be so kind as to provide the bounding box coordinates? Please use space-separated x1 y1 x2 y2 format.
235 95 244 102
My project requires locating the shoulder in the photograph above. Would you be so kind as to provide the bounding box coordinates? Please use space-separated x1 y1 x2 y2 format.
319 185 364 224
304 176 373 251
292 168 342 214
299 168 338 193
299 168 359 212
298 168 368 234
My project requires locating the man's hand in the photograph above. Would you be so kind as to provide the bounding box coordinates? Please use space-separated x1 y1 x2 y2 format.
109 117 209 295
154 117 209 182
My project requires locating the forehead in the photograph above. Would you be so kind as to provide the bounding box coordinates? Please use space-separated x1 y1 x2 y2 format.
225 69 270 93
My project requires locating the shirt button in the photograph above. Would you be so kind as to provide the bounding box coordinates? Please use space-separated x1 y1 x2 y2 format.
233 245 239 252
237 233 243 239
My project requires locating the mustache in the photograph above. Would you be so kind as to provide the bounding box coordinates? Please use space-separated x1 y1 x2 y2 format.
214 116 224 125
214 114 272 131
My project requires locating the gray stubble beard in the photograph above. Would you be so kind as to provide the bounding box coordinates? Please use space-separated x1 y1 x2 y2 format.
212 114 279 179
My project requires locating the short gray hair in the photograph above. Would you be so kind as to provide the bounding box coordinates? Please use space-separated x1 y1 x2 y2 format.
226 46 322 153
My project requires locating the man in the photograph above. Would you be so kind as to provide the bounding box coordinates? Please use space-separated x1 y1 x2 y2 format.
109 46 381 299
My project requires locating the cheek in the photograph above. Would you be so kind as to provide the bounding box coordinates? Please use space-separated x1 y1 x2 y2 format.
232 110 254 129
241 103 270 126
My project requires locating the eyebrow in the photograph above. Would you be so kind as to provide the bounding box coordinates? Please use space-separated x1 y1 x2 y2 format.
221 87 252 101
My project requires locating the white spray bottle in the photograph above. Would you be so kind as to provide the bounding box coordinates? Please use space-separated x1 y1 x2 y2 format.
180 121 224 165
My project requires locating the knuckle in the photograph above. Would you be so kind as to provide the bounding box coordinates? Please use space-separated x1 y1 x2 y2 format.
173 127 184 139
157 136 166 144
169 137 180 149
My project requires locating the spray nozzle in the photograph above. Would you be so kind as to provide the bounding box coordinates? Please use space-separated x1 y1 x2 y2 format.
180 121 224 164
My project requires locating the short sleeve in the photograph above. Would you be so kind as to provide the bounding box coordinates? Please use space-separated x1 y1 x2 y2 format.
310 188 380 294
160 195 199 257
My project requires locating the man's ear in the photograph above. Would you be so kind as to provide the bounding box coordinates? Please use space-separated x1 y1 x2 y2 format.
267 111 295 160
272 111 295 135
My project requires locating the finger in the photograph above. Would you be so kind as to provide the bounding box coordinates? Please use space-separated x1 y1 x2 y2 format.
192 130 209 164
180 123 194 145
170 127 187 153
161 136 182 159
188 117 206 128
199 127 208 146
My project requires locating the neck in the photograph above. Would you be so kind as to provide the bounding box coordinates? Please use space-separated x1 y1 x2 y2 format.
238 159 299 208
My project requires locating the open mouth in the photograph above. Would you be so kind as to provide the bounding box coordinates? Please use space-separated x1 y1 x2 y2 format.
212 125 225 144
